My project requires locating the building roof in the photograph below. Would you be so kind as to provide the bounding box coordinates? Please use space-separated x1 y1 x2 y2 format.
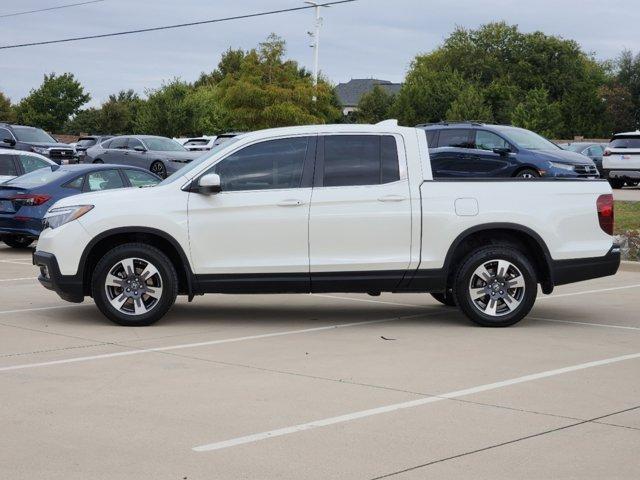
335 79 402 107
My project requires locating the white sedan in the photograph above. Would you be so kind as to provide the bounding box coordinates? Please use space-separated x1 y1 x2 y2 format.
0 150 56 183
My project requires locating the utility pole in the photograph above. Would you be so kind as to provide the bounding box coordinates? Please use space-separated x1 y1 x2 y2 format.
305 1 325 102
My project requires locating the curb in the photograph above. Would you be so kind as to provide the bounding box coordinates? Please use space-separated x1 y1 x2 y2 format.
620 260 640 273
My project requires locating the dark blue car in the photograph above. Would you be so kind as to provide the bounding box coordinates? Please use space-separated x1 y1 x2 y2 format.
418 123 599 179
0 164 161 248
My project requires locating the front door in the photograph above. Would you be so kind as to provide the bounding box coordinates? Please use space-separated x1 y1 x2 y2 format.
187 136 316 291
309 134 412 292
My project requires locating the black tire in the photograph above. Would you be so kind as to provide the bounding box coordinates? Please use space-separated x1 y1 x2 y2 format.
3 235 34 249
431 291 456 307
93 159 104 164
150 161 167 179
608 178 625 189
92 243 178 326
514 168 539 179
626 181 639 187
453 246 537 327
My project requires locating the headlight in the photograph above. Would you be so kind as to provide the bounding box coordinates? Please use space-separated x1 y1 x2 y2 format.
549 162 575 172
43 205 93 229
32 146 49 155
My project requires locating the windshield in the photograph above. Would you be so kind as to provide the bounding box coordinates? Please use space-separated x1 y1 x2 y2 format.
158 136 243 185
560 143 586 152
4 166 67 188
13 126 57 144
610 136 640 149
493 126 560 151
143 137 187 152
185 139 209 146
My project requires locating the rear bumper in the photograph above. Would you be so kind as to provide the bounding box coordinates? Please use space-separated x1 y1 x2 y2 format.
32 251 84 303
551 245 621 287
604 169 640 180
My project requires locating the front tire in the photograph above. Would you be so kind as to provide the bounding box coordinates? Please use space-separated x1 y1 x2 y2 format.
453 246 537 327
93 159 104 164
150 161 167 179
514 169 539 179
3 235 34 249
92 243 177 326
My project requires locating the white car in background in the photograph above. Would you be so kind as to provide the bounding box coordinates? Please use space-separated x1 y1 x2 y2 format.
603 130 640 188
183 136 217 152
0 150 56 183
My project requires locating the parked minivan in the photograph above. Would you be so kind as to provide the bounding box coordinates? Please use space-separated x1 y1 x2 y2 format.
417 122 598 179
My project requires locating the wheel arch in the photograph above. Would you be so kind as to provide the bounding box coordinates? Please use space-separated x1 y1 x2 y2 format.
512 165 541 177
443 223 554 294
79 227 195 298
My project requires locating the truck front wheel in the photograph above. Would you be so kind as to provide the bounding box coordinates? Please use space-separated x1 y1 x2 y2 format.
92 243 178 326
453 246 537 327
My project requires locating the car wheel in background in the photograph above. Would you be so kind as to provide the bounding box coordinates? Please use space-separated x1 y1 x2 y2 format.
150 161 167 179
608 178 625 189
3 235 34 249
514 169 539 179
453 246 537 327
93 159 104 164
626 181 639 187
92 243 178 326
431 291 456 306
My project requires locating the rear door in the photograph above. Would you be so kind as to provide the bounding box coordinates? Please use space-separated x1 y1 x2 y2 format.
428 128 475 177
103 137 129 164
309 134 411 291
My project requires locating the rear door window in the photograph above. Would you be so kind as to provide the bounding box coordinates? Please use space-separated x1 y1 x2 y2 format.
436 129 473 148
85 170 125 191
109 137 128 149
0 155 18 176
18 154 50 174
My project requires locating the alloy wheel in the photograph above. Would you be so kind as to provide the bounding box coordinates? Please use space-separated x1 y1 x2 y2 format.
468 259 526 317
104 257 163 316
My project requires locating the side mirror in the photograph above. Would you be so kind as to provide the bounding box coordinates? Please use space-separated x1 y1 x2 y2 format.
493 147 511 156
2 138 16 147
133 146 147 152
196 173 221 194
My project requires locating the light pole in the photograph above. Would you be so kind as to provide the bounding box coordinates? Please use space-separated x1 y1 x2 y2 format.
305 1 326 102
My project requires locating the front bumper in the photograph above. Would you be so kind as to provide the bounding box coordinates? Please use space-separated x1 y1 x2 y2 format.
551 245 621 287
32 251 84 303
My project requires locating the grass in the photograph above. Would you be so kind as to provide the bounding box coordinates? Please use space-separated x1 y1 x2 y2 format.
615 201 640 234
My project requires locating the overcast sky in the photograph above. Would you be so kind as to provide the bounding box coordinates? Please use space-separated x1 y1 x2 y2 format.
1 0 639 106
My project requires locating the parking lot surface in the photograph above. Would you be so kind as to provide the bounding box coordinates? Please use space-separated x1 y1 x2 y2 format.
614 185 640 202
1 244 639 479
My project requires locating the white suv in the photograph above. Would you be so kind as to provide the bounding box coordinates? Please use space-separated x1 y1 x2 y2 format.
603 130 640 188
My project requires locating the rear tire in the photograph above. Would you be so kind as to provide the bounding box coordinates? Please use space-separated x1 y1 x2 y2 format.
431 292 456 307
3 235 34 249
92 243 177 326
608 178 625 189
453 246 537 327
93 159 104 164
150 161 167 179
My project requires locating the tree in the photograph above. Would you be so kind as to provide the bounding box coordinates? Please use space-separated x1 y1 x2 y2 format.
0 92 15 122
64 108 101 134
15 73 90 132
99 90 143 134
600 83 636 135
446 85 493 123
194 48 247 87
135 79 195 137
354 85 395 124
615 50 640 128
511 88 563 138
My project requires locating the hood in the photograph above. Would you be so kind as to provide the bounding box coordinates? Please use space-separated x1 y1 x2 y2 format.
27 142 74 149
50 183 155 210
532 149 594 165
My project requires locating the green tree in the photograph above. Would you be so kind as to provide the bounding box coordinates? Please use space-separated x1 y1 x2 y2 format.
0 92 15 122
135 79 194 137
615 50 640 128
182 86 225 135
15 73 90 132
99 90 143 134
600 83 636 135
446 84 494 123
511 88 563 138
64 108 101 134
194 48 247 87
354 85 395 124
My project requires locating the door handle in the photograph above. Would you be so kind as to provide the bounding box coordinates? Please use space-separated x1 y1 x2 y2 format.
277 199 305 207
378 195 406 202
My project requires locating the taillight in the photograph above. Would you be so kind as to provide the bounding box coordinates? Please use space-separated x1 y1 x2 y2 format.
596 194 614 235
11 194 52 207
603 149 611 157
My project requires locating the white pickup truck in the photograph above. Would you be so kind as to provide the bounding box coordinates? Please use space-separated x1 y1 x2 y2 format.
33 122 620 327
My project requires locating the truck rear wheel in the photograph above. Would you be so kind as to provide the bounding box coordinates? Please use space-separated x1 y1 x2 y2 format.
92 243 178 326
453 246 537 327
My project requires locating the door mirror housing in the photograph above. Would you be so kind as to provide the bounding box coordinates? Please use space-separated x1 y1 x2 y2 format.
196 173 221 194
493 147 511 156
2 138 16 147
133 146 147 152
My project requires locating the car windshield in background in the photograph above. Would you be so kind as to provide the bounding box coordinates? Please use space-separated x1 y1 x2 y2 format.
158 136 242 185
77 139 97 148
12 127 57 144
4 166 65 188
185 139 209 146
493 126 559 151
610 137 640 148
561 144 586 152
144 138 187 152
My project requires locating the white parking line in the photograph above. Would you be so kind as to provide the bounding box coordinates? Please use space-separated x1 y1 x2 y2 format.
531 317 640 331
0 304 86 315
0 277 38 282
192 351 640 452
0 313 426 373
